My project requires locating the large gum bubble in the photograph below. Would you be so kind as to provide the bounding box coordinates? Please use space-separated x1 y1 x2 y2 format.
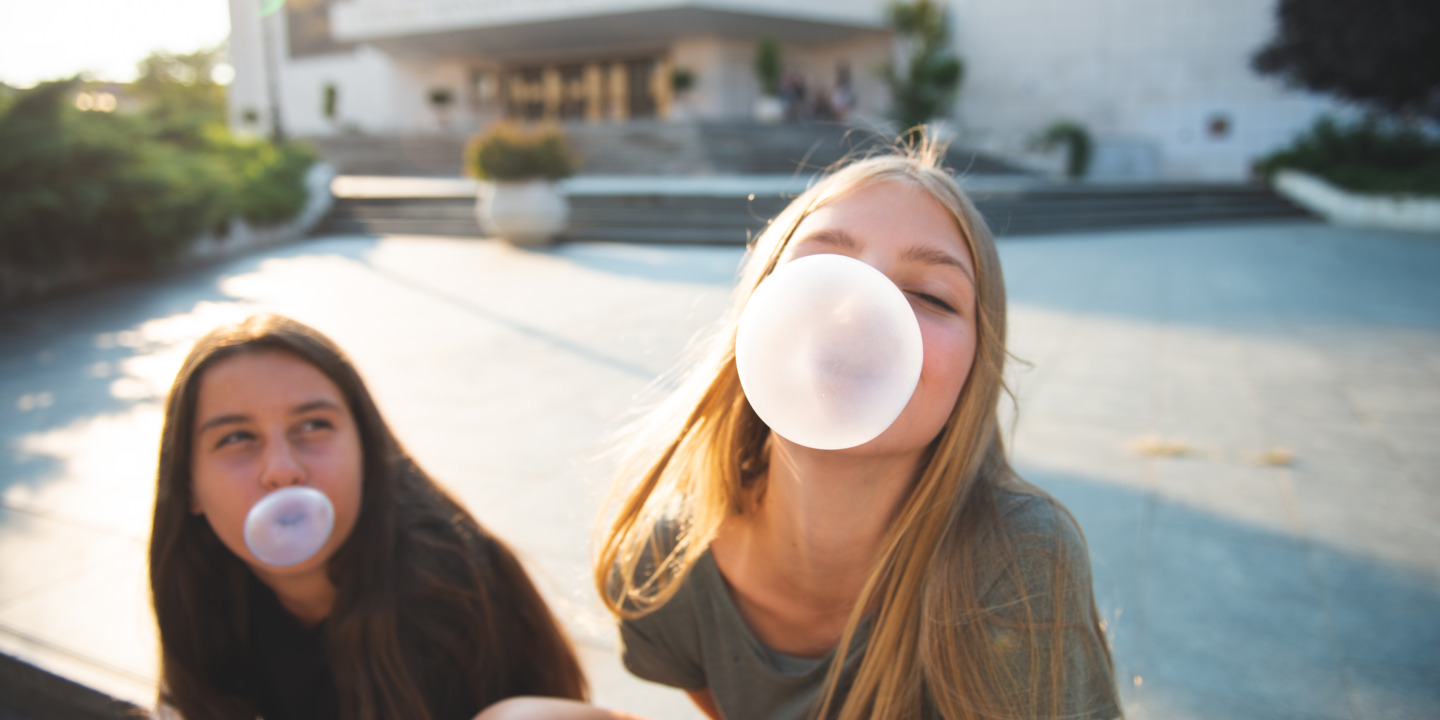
243 486 335 568
736 253 923 450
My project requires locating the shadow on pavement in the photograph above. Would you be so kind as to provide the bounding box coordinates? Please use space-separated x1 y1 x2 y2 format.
1028 467 1440 720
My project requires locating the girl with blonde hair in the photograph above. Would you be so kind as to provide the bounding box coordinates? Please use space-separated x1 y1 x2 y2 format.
485 141 1119 720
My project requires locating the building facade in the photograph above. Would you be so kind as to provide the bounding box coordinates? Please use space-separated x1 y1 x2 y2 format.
227 0 1341 180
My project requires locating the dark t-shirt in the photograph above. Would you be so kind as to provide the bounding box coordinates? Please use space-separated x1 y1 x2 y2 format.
245 578 338 720
619 488 1122 720
242 576 478 720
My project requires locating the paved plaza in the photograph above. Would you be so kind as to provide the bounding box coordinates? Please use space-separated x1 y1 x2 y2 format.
0 220 1437 719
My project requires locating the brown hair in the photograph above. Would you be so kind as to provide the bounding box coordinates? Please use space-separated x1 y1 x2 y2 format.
150 314 586 719
596 140 1117 719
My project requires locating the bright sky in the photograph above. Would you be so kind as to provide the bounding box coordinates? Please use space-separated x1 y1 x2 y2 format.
0 0 232 87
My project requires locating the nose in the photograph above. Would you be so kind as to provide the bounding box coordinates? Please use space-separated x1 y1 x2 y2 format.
259 437 305 491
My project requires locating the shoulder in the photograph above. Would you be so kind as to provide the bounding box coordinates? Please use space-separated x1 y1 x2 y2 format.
975 487 1095 617
990 487 1088 560
616 526 716 692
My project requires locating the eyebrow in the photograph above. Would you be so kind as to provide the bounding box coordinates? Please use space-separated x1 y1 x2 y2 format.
195 399 344 435
800 228 975 284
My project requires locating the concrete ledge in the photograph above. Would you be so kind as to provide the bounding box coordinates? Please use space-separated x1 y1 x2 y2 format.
1274 169 1440 234
186 162 337 264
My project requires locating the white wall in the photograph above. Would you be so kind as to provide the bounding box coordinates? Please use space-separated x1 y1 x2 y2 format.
949 0 1343 180
226 0 272 136
671 36 754 121
228 0 405 138
386 59 504 135
280 46 402 136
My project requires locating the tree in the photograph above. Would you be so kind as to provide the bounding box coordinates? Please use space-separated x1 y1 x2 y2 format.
131 44 229 145
754 37 782 97
884 0 964 131
1252 0 1440 123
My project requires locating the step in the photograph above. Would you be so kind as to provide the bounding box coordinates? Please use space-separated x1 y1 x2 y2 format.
314 181 1314 242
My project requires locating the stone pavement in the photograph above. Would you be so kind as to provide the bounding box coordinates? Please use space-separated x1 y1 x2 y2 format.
0 221 1436 719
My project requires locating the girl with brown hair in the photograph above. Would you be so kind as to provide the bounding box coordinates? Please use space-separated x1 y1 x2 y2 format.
149 314 587 720
485 140 1120 720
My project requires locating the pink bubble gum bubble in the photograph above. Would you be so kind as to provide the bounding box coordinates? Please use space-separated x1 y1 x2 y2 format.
736 254 923 450
243 486 335 568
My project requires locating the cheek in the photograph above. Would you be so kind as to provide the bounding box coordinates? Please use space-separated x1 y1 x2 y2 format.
915 320 976 420
312 438 364 544
190 468 260 556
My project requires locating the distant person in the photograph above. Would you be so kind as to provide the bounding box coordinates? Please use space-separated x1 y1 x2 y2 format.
830 82 853 121
831 62 854 121
149 315 587 720
780 69 801 122
479 142 1121 720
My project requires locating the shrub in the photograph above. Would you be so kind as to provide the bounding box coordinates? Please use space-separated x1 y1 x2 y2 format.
885 0 964 131
1039 120 1093 179
465 123 574 181
0 75 315 285
754 38 782 97
227 137 318 225
671 68 695 94
1260 116 1440 196
0 80 226 274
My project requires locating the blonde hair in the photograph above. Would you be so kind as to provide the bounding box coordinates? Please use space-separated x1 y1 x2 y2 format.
595 140 1115 719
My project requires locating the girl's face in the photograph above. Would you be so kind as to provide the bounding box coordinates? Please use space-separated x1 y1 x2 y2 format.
189 351 363 580
776 180 978 457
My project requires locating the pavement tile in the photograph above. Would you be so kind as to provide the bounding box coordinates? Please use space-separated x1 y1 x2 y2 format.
1344 664 1440 720
1313 551 1440 674
1150 458 1296 533
0 508 135 606
0 541 156 707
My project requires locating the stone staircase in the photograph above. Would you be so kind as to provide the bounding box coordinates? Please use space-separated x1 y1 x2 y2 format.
308 121 1027 177
311 121 1312 241
317 181 1314 242
964 182 1314 237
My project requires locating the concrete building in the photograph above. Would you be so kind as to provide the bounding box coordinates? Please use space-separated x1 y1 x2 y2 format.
227 0 1341 180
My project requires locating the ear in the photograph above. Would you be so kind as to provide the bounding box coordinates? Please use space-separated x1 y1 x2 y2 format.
190 490 204 516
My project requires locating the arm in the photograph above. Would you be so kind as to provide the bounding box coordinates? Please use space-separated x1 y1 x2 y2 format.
474 697 652 720
684 689 722 720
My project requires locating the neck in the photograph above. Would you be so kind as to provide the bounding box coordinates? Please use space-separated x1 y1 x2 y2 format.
741 438 924 606
253 566 337 627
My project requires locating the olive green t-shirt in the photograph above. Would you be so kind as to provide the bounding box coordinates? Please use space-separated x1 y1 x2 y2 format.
618 489 1121 720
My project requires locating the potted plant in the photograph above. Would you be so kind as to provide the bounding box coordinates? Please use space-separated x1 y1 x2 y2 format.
465 123 575 247
753 37 783 124
1039 120 1093 179
429 87 454 129
670 67 696 120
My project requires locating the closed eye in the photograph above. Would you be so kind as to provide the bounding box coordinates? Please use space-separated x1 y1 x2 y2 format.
909 291 956 314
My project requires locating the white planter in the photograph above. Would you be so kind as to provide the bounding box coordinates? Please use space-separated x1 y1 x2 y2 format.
478 180 569 247
1273 170 1440 234
753 95 784 124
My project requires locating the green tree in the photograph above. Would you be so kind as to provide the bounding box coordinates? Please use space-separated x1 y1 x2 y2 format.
0 80 230 275
131 44 229 144
0 63 316 293
884 0 964 131
1252 0 1440 123
754 37 782 97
